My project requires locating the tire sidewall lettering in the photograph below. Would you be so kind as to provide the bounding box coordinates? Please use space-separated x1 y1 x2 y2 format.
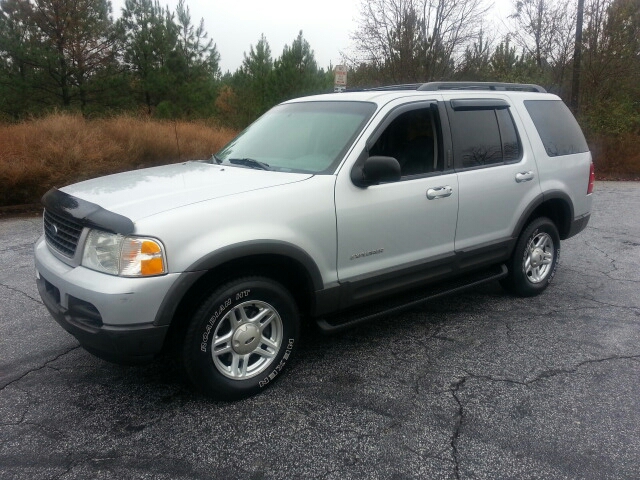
200 296 233 352
188 279 299 400
548 244 560 283
258 338 295 388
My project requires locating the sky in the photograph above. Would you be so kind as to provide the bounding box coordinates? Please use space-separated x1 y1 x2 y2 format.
111 0 515 74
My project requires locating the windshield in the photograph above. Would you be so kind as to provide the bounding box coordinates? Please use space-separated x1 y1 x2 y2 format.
216 101 376 174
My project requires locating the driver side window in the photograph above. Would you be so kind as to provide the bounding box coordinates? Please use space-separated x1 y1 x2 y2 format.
369 108 442 177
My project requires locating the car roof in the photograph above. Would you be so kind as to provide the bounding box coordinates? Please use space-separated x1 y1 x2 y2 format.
283 82 560 107
284 89 560 105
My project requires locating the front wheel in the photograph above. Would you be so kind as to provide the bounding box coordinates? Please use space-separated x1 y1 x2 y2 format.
182 277 300 400
501 217 560 297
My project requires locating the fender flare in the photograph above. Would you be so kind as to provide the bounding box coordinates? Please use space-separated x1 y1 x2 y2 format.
186 240 324 291
153 240 324 327
511 191 575 240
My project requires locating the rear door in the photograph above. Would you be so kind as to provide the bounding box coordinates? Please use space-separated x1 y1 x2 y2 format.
446 96 542 267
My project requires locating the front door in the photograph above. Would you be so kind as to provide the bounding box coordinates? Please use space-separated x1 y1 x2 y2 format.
335 101 458 305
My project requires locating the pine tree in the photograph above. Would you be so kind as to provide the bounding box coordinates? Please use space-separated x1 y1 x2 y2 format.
0 0 118 115
118 0 179 113
272 31 322 103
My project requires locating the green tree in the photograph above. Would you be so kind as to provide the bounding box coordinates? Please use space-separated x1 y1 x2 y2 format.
0 0 39 117
118 0 179 113
456 29 492 81
488 36 541 83
175 0 219 73
240 34 274 117
159 0 220 117
118 0 220 117
581 0 640 134
272 31 326 102
219 34 275 127
0 0 118 115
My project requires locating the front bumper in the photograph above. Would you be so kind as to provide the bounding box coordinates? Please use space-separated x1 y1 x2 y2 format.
34 236 178 363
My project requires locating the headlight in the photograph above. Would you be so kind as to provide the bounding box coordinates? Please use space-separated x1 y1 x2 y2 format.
82 230 167 277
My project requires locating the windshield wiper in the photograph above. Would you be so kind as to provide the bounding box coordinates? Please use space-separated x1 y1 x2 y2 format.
227 158 271 170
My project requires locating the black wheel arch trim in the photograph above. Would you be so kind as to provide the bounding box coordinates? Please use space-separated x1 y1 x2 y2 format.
511 191 575 241
152 270 208 326
541 190 575 239
185 240 324 292
42 188 135 235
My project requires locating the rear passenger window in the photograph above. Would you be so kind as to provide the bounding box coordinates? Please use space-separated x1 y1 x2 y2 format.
451 110 502 168
449 105 522 169
524 100 588 157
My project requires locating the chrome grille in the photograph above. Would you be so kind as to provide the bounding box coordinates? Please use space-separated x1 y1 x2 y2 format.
44 209 83 257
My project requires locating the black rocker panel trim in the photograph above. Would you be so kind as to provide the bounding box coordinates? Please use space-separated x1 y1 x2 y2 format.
327 239 512 314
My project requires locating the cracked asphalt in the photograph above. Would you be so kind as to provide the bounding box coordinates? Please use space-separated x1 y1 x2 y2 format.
1 181 639 479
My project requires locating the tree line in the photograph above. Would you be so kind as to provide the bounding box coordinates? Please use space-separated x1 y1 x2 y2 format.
347 0 639 137
1 0 638 137
0 0 333 125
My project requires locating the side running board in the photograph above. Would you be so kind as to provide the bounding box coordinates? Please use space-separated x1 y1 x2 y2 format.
316 264 508 333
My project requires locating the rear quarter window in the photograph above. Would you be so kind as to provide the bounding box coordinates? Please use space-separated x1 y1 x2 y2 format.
524 100 588 157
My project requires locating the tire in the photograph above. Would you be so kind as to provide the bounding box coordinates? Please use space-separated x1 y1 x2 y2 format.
501 217 560 297
182 277 300 400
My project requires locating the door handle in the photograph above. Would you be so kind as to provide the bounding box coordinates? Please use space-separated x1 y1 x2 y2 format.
426 186 453 200
515 171 535 183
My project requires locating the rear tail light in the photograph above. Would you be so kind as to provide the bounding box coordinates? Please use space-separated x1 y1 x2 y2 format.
587 162 595 194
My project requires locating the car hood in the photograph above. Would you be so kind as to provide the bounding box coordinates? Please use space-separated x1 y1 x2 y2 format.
61 161 313 221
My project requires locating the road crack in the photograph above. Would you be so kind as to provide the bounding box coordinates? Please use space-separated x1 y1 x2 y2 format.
0 282 42 305
449 377 466 480
463 354 640 386
564 266 640 284
0 345 80 391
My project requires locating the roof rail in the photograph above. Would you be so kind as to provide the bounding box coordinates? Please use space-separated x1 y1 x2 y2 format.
363 84 424 91
418 82 546 93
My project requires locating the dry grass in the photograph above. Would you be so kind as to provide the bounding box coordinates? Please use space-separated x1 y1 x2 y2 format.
589 133 640 180
0 113 637 207
0 113 236 207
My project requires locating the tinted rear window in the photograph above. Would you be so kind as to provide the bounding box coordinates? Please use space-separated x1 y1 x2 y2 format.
451 109 502 168
449 107 521 169
524 100 588 157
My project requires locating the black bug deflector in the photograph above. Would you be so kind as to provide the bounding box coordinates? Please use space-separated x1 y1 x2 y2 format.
42 188 135 235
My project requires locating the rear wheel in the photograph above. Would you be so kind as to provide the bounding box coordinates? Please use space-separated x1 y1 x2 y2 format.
501 217 560 297
182 277 300 400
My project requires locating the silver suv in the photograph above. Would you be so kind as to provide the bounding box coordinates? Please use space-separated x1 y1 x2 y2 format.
34 82 594 399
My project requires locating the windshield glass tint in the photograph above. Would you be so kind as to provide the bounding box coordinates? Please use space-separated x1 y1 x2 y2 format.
217 101 376 173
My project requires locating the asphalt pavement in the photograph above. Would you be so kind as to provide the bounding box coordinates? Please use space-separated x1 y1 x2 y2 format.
1 181 639 479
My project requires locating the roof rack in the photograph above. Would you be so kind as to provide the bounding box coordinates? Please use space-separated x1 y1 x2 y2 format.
418 82 546 93
364 84 425 91
347 81 547 94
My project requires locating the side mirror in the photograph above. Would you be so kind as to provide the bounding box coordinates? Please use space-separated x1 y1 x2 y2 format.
352 156 401 187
